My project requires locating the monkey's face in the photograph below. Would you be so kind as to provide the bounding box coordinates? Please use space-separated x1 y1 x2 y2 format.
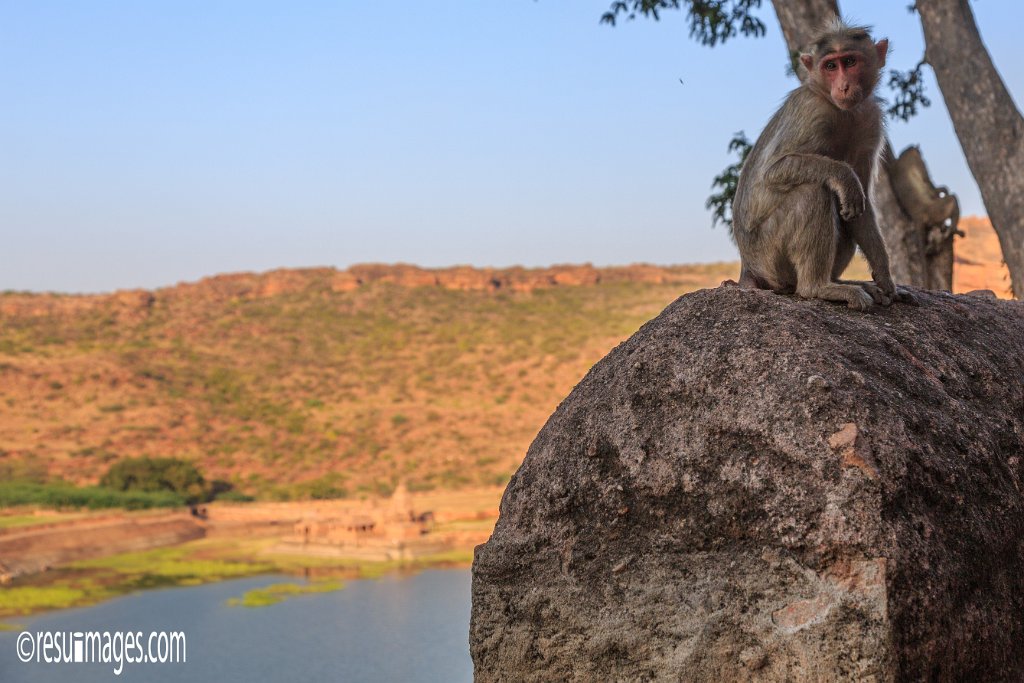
802 38 888 111
819 51 870 109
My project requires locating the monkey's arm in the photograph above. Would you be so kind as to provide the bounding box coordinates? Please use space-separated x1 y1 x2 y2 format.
846 204 893 288
843 205 918 304
763 153 847 188
763 153 865 221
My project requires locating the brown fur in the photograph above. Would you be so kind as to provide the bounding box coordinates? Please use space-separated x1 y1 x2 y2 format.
732 19 916 310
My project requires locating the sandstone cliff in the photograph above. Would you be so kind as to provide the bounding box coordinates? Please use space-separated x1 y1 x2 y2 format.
471 286 1024 681
0 262 731 319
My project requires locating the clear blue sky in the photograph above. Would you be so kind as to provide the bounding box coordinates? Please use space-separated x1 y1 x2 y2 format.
2 1 1021 293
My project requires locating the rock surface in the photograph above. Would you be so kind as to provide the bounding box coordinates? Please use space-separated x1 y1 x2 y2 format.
470 286 1024 682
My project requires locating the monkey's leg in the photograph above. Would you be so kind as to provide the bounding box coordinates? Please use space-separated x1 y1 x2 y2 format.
827 231 892 302
789 187 874 311
829 229 891 303
733 221 780 290
738 265 771 289
844 206 918 305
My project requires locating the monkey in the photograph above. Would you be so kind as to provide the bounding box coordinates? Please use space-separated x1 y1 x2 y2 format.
731 18 916 310
890 145 961 255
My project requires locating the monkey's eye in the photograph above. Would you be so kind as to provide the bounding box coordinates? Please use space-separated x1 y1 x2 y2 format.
842 56 857 68
824 61 837 71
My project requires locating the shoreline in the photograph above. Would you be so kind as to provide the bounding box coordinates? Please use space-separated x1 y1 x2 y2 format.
0 487 498 622
0 535 478 623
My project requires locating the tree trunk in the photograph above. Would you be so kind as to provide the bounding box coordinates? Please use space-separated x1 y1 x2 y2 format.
769 0 951 289
916 0 1023 298
771 0 838 58
875 142 929 286
888 145 961 290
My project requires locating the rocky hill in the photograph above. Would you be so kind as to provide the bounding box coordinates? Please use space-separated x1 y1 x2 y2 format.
0 261 736 499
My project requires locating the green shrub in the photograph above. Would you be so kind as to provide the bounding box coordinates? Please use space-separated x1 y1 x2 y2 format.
100 457 208 504
0 481 183 510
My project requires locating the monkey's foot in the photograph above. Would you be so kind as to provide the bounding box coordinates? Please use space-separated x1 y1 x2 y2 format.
858 282 892 307
837 280 918 308
800 283 874 311
844 289 875 311
861 281 920 306
893 286 920 306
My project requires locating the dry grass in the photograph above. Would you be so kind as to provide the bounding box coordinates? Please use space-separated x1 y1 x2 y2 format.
0 263 737 499
0 232 1005 502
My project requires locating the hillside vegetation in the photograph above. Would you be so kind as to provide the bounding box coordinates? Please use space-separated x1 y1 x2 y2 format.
0 261 738 500
0 217 1005 501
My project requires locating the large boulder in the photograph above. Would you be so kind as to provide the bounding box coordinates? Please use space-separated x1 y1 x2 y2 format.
471 286 1024 682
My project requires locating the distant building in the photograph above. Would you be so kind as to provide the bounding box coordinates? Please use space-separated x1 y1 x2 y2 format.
286 483 445 561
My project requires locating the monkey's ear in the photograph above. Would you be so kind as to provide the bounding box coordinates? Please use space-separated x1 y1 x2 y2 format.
875 39 889 68
799 54 814 72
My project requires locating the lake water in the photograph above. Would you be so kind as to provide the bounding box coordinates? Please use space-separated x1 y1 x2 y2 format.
0 568 472 682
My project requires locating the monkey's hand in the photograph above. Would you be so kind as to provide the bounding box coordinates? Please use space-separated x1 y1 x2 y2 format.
827 172 866 221
868 278 920 307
